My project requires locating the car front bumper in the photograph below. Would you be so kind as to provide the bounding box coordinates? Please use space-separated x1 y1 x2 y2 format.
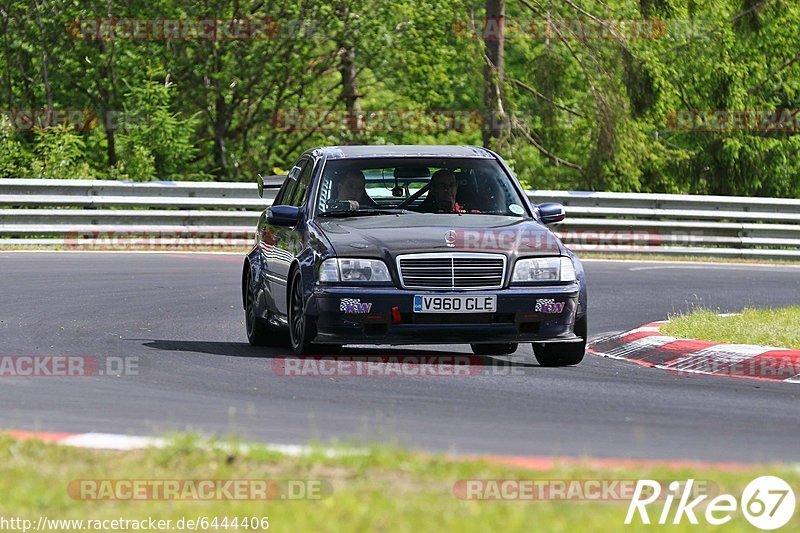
308 283 583 345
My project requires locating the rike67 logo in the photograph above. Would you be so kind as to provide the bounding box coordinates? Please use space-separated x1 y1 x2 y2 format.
626 476 796 530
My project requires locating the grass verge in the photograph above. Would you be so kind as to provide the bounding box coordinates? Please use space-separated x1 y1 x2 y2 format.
1 434 798 532
661 307 800 350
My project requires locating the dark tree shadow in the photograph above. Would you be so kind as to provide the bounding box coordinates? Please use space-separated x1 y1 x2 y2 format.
136 338 543 368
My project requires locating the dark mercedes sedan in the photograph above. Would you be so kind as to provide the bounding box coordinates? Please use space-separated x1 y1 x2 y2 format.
242 145 587 366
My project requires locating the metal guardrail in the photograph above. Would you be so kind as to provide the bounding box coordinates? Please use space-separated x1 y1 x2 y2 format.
1 178 799 258
531 190 800 258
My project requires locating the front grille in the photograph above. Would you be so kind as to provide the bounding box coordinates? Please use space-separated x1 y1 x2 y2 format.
396 253 506 290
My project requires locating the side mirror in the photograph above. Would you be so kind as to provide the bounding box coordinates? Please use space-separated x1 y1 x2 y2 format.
267 205 301 226
257 174 264 198
537 202 566 224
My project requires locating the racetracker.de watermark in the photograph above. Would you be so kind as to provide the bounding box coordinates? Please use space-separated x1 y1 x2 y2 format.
454 18 667 40
665 355 800 381
64 232 250 250
0 355 139 377
272 109 482 132
272 355 525 377
665 109 800 133
68 479 331 500
453 479 717 501
451 228 562 253
0 109 95 131
67 18 321 40
447 228 706 252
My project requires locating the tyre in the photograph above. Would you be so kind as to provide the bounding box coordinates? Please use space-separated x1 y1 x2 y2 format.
533 315 587 367
288 271 315 354
245 274 274 346
470 343 518 356
288 271 342 355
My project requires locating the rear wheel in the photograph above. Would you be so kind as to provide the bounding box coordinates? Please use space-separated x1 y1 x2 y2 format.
245 274 273 346
470 343 518 356
533 315 587 367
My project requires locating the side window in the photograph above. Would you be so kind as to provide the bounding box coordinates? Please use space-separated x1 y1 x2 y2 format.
275 177 295 206
289 158 314 207
275 160 304 205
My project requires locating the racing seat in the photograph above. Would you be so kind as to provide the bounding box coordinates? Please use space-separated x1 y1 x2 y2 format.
454 171 481 210
472 177 506 212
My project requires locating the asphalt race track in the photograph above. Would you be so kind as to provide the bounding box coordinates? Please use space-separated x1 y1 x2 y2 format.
1 252 799 463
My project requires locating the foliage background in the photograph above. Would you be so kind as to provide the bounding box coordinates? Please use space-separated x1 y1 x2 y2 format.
1 0 798 196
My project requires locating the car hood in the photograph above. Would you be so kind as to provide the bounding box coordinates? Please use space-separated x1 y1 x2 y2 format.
315 213 566 260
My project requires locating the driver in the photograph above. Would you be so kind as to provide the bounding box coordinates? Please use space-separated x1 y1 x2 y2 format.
335 169 379 208
418 169 463 213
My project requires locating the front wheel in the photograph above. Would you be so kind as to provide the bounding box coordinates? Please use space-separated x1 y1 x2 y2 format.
533 315 587 367
288 271 316 355
470 343 518 356
288 271 343 355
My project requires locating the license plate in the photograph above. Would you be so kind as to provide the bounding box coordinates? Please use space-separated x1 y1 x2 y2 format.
413 295 497 313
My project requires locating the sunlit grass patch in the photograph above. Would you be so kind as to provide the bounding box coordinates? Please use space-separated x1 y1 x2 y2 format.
661 307 800 349
1 433 798 532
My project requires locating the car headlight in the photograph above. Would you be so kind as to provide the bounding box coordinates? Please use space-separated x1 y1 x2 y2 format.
318 258 392 283
512 256 576 283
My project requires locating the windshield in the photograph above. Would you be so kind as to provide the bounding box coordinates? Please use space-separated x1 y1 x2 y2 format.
315 157 530 217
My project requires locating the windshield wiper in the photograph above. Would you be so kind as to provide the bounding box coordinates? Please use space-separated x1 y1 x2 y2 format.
317 208 408 218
